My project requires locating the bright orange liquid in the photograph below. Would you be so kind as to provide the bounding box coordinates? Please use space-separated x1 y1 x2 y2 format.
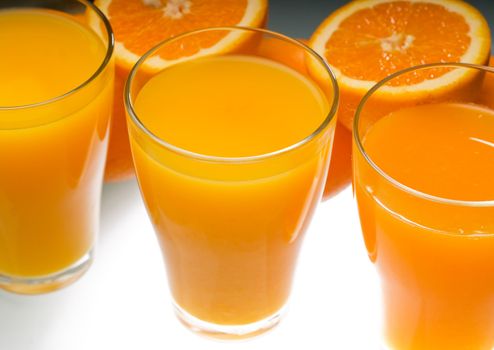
130 55 333 325
355 103 494 349
0 9 113 278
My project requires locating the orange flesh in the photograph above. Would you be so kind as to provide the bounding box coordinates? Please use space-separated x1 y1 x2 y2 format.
0 9 112 277
108 0 248 60
130 55 332 324
326 2 470 85
355 102 494 349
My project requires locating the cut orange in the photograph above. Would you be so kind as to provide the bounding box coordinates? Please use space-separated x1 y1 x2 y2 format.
309 0 491 130
92 0 268 181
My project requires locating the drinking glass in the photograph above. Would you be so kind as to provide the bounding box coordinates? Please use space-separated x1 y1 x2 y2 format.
0 0 114 294
125 27 338 338
353 63 494 349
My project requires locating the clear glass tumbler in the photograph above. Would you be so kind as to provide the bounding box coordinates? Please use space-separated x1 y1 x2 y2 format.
0 0 114 294
125 27 338 338
354 63 494 350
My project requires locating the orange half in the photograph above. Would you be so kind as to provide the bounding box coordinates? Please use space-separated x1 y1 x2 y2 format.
309 0 491 130
93 0 268 70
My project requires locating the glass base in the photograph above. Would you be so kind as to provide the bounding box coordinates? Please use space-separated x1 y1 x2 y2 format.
0 249 93 295
173 302 286 340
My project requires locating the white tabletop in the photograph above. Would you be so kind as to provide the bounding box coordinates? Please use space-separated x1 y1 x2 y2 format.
0 181 383 349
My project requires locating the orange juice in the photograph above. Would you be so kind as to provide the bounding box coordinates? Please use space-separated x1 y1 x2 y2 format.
0 8 113 291
355 102 494 349
129 55 333 327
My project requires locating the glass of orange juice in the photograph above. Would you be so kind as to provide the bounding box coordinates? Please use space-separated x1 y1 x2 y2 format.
353 63 494 350
125 27 338 338
0 1 114 294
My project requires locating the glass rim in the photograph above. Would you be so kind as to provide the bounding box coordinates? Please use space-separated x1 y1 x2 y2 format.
354 61 494 207
0 0 115 111
125 26 339 164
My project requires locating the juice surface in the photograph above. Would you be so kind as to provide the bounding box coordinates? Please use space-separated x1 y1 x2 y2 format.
356 102 494 349
364 103 494 201
0 9 104 106
135 55 328 157
131 55 332 325
0 9 112 279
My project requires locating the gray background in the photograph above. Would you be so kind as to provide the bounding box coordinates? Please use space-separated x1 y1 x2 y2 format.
268 0 494 51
